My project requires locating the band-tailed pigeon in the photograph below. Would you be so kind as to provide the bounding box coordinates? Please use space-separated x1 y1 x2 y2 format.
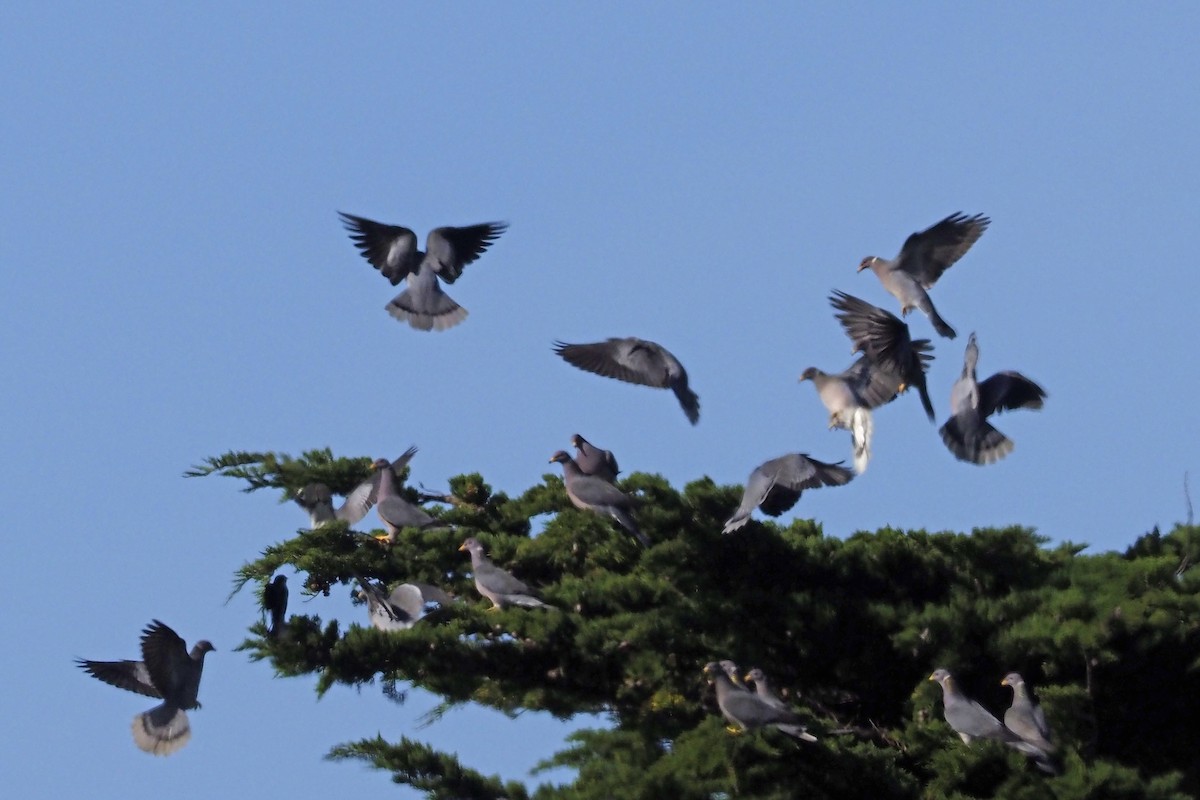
743 666 818 740
929 668 1056 771
292 448 419 529
339 212 507 331
1001 673 1058 755
76 621 214 756
263 575 288 639
356 575 455 631
858 212 991 339
722 453 853 534
704 662 817 741
941 334 1046 465
553 337 700 424
830 291 935 422
371 454 440 544
549 451 650 546
571 434 620 483
459 537 549 609
800 352 931 473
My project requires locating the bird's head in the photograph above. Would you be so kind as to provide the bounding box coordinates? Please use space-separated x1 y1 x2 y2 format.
549 450 571 465
799 367 819 382
271 575 287 587
458 537 482 554
371 458 391 471
743 667 766 684
1000 672 1024 689
928 668 951 686
570 434 585 449
194 641 216 655
857 256 877 273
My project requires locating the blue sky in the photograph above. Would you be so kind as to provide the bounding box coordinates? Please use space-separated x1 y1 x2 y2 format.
3 3 1198 797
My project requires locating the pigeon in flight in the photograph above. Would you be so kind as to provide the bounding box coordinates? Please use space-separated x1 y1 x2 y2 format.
77 620 214 756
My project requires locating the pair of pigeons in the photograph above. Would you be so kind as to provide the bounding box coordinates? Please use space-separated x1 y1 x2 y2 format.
803 212 1045 471
293 446 441 543
930 668 1060 774
341 213 702 425
704 660 817 742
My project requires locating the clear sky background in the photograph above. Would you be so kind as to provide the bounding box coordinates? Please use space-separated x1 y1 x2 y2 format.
3 3 1198 798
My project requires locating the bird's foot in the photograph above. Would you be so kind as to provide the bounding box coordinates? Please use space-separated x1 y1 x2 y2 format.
725 726 744 736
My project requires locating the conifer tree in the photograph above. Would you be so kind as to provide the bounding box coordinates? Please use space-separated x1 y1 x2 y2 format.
190 449 1200 799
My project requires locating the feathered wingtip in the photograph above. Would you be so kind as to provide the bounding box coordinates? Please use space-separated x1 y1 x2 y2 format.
131 705 191 756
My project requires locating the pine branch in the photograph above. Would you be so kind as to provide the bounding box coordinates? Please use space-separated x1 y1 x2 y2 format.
327 735 531 800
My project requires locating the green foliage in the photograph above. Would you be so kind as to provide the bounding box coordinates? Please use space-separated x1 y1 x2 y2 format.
200 450 1200 799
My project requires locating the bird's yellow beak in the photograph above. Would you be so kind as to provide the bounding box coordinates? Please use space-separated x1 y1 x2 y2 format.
1000 677 1010 686
457 544 468 552
928 673 938 682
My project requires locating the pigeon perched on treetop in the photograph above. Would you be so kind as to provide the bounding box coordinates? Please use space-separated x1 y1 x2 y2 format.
703 662 817 741
722 453 853 534
370 454 440 544
1001 672 1058 756
263 575 288 639
549 450 650 546
743 666 818 741
940 334 1047 465
458 537 549 610
570 434 620 483
858 212 991 339
830 290 935 423
356 575 455 631
339 212 507 331
553 337 700 424
76 621 214 756
292 448 419 529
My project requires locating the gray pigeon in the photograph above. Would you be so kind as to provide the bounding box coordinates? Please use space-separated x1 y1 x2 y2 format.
858 212 991 339
292 448 419 529
549 450 650 546
571 433 620 483
743 666 818 741
1001 673 1058 755
263 575 288 639
722 453 853 534
704 662 817 741
940 334 1046 465
459 537 549 610
929 668 1056 771
76 621 214 756
553 337 700 424
371 453 440 544
830 291 935 422
800 354 931 473
356 575 455 631
339 212 507 331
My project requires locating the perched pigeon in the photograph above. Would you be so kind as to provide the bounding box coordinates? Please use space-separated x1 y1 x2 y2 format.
743 667 789 710
76 621 215 756
743 667 818 741
704 662 817 741
830 291 935 422
929 668 1057 772
371 454 440 544
339 212 507 331
940 334 1046 465
1001 673 1058 755
356 575 455 631
263 575 288 639
858 212 991 339
549 451 650 546
292 448 419 529
459 537 549 610
722 453 853 533
553 337 700 424
571 433 620 483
